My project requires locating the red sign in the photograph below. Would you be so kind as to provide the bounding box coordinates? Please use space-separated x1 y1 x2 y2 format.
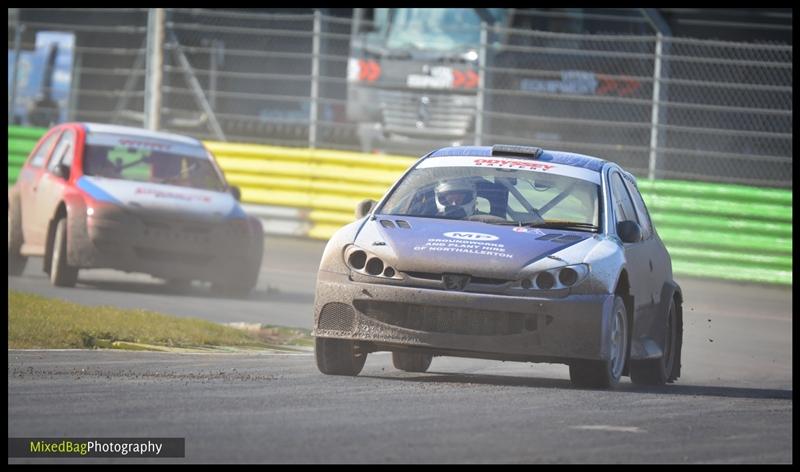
452 70 478 89
358 60 381 82
596 74 640 97
463 70 479 89
453 70 465 88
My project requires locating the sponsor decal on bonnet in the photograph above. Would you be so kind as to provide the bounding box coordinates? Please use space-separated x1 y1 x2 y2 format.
412 232 512 259
443 231 499 241
77 176 237 216
512 226 546 235
135 187 211 203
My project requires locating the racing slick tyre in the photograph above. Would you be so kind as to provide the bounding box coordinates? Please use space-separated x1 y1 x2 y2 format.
392 352 433 373
50 218 78 287
315 337 367 376
630 297 682 386
569 296 628 389
8 207 28 276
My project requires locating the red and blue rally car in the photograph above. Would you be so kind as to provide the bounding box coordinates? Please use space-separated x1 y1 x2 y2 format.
8 122 263 295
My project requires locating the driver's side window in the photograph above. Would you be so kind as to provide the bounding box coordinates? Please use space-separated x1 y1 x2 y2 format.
46 129 76 179
406 187 437 216
610 173 638 225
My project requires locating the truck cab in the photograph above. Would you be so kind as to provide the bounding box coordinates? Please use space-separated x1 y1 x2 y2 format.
346 8 508 155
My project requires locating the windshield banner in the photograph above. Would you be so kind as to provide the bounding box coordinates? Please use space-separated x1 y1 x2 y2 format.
417 155 600 184
85 133 208 159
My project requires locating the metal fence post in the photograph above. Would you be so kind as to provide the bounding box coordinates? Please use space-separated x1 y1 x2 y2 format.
208 39 224 110
309 9 321 148
648 32 663 180
145 8 165 131
8 22 25 124
474 21 488 146
67 49 81 122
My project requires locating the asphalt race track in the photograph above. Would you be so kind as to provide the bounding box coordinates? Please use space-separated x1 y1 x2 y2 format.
8 236 793 463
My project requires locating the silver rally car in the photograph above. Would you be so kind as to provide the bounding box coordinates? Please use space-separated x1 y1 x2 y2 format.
313 145 683 388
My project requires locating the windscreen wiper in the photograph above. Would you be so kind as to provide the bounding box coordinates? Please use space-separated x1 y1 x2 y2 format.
494 220 599 232
524 221 599 232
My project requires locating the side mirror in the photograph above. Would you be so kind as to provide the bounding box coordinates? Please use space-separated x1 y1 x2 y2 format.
355 198 376 219
52 163 70 180
229 185 242 202
617 220 642 244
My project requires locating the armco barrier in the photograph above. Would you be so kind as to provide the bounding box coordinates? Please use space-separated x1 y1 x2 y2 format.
203 141 415 239
637 181 791 285
8 126 792 285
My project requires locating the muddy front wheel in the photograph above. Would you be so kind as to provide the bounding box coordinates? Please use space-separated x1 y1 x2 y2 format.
569 295 628 389
315 337 367 376
8 209 28 276
50 218 78 287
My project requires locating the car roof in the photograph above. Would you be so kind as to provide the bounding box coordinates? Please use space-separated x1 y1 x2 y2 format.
76 122 204 146
427 146 607 172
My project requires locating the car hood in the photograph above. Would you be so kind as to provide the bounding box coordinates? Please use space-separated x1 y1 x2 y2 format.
355 215 593 278
77 176 244 222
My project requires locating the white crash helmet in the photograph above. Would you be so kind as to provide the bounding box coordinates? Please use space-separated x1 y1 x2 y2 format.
434 179 477 216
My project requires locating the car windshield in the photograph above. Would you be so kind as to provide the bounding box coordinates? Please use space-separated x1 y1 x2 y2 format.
379 164 601 230
381 8 506 51
83 137 226 192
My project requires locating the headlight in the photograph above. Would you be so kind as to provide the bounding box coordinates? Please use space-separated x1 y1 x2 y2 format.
344 245 399 279
347 249 367 270
85 198 120 218
522 264 589 290
536 271 556 290
365 257 384 276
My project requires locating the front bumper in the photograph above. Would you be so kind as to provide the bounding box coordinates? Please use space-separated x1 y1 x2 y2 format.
71 211 257 282
313 270 615 363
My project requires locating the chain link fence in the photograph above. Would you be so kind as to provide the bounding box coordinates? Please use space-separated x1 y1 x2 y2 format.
481 29 792 186
8 8 792 187
653 36 792 186
8 9 149 126
482 28 658 179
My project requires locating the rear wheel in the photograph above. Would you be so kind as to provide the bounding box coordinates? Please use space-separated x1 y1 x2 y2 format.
392 352 433 373
8 209 28 276
569 295 628 389
315 337 367 376
50 218 79 287
631 297 681 385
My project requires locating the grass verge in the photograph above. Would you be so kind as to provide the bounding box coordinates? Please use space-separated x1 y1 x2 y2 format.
8 290 313 352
